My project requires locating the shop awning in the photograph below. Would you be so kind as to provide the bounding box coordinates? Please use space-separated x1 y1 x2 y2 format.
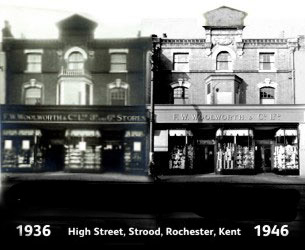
2 129 42 136
169 130 193 136
65 129 101 137
216 129 254 137
275 129 298 137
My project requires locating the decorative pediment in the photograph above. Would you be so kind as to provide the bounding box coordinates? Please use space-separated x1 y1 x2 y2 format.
204 6 247 27
23 79 43 89
170 78 191 89
108 79 129 89
257 78 278 89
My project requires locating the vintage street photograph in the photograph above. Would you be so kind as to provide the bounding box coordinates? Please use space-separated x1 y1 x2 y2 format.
0 0 305 247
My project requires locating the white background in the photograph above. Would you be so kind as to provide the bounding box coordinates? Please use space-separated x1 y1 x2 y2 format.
0 0 305 39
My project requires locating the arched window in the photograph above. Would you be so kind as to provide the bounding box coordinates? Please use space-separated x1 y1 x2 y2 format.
172 87 189 104
68 52 84 70
24 87 42 105
173 87 188 99
216 51 232 70
107 79 129 105
260 87 275 104
23 79 43 105
170 79 191 104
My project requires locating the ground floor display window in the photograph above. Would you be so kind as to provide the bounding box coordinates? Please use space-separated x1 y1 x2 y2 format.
273 129 299 174
64 130 102 172
216 129 255 173
168 130 194 171
1 129 43 171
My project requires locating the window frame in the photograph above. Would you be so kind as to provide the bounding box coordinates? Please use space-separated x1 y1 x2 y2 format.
260 87 275 99
68 51 85 70
24 87 42 105
107 79 129 105
173 52 189 72
173 86 189 100
258 50 276 72
110 53 127 73
24 50 43 73
109 87 128 106
109 49 129 73
216 51 232 71
22 79 44 105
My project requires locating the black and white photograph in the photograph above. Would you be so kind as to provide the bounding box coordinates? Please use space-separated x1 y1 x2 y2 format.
0 0 305 248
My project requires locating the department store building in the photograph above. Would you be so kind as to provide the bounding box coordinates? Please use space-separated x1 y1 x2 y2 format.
151 6 305 176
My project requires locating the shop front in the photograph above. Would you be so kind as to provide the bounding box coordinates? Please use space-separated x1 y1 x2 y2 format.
0 105 148 174
153 105 305 176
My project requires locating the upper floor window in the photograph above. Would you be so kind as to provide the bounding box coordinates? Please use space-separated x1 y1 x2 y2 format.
109 49 129 73
107 79 129 105
259 53 275 71
173 53 189 72
110 53 127 72
25 87 42 105
23 79 43 105
26 53 42 73
260 87 275 104
68 52 84 70
173 87 189 101
170 79 190 104
216 52 231 71
110 88 127 105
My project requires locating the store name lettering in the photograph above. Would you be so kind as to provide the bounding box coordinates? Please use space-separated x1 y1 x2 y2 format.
173 113 282 121
2 113 146 123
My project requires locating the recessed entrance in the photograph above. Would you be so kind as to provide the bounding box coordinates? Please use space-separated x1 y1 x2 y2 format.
195 143 215 174
255 140 273 173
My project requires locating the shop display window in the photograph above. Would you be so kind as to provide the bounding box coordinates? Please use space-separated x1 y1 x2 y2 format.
168 130 194 170
216 129 255 172
274 129 299 172
64 130 102 171
1 129 43 170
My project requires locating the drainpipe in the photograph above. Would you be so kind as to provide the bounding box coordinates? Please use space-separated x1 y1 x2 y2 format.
288 38 297 104
292 48 296 104
149 36 159 174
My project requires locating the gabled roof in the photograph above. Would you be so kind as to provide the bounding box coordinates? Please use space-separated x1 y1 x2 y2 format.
204 6 247 27
56 14 98 30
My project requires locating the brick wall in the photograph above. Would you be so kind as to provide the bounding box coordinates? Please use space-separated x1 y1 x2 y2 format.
156 43 293 105
3 38 151 105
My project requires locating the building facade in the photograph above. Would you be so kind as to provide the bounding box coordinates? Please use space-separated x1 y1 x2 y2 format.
1 15 151 173
2 7 305 177
151 6 305 176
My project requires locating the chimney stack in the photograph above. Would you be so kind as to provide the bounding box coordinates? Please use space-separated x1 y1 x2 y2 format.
2 20 14 39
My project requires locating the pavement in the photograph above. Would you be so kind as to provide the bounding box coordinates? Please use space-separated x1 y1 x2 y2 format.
1 171 305 185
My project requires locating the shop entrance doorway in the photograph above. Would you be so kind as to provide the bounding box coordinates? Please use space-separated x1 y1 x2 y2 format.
42 130 65 171
45 144 65 171
195 143 215 174
255 140 273 173
102 140 124 172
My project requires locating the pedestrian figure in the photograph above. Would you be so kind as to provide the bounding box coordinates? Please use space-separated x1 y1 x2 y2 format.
149 154 160 182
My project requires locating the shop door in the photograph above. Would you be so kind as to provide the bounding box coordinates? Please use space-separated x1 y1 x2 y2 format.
195 145 215 174
45 144 64 171
42 130 65 172
255 141 272 173
103 141 124 172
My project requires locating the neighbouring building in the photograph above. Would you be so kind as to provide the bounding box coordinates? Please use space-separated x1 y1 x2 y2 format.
0 15 151 174
0 42 5 104
151 6 305 176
